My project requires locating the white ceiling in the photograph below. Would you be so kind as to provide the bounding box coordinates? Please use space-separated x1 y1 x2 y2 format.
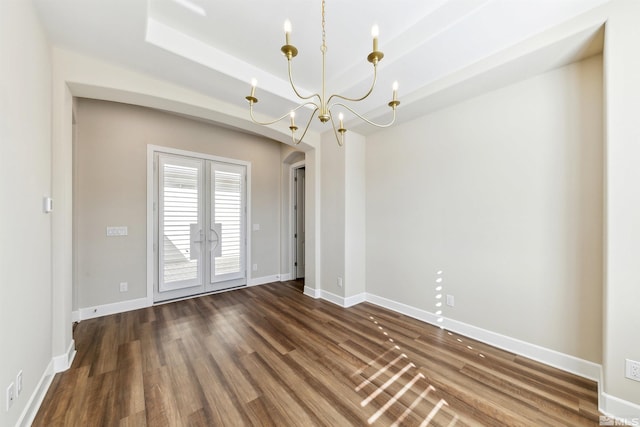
33 0 608 136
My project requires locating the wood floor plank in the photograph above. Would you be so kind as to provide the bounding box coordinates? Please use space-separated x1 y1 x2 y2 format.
33 364 90 425
239 351 319 426
78 370 120 426
33 280 600 426
245 395 280 427
241 324 360 426
116 340 146 419
241 312 297 354
166 359 206 420
190 355 252 425
142 366 185 427
119 410 147 427
284 348 368 424
203 331 261 404
137 321 164 372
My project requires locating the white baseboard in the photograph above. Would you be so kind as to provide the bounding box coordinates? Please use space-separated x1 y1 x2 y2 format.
319 289 344 306
17 339 76 426
77 297 150 321
304 285 321 299
344 292 367 307
366 293 441 326
53 339 76 373
75 277 282 321
302 286 343 304
310 289 367 308
279 272 294 281
248 274 280 286
366 292 602 382
16 359 54 427
599 392 640 422
446 314 602 381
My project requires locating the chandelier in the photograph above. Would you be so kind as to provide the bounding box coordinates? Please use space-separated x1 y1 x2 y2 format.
245 0 400 146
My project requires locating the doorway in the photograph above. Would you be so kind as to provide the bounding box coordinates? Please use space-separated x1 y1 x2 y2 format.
293 166 305 279
153 150 247 302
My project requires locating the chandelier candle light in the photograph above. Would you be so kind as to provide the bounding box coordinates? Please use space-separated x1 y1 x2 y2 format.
245 0 400 146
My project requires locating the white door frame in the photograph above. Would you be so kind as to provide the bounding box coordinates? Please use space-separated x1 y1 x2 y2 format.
289 160 305 280
146 145 252 305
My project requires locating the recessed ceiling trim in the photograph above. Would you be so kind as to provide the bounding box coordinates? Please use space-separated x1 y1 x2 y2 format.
171 0 206 17
145 17 311 107
351 17 606 134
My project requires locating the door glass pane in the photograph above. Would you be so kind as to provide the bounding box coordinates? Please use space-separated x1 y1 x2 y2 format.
162 161 200 286
213 169 242 277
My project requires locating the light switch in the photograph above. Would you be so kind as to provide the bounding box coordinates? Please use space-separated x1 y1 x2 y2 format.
252 224 260 231
43 197 53 213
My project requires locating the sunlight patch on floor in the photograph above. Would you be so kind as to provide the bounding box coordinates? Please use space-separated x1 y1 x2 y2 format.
355 315 459 426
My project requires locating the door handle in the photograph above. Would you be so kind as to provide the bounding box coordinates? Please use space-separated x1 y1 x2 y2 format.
189 224 203 260
209 223 222 257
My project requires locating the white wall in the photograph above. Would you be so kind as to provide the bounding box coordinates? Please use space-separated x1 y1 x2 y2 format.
344 133 367 299
0 2 54 426
320 131 346 297
366 55 603 363
318 130 367 303
74 99 282 309
304 147 320 292
602 0 640 409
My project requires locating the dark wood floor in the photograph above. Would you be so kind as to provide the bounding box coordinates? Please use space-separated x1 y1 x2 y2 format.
34 280 600 426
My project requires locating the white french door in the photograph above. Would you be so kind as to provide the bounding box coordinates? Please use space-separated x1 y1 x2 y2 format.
209 162 246 285
154 152 247 302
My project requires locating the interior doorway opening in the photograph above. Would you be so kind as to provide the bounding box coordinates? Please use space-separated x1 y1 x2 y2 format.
292 163 305 280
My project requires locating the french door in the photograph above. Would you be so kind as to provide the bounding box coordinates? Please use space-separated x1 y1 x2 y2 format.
154 152 246 302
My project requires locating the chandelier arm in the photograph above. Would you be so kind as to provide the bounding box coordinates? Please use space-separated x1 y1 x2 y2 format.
245 0 398 146
292 107 320 145
332 102 398 128
327 64 378 104
249 104 294 126
287 60 322 102
249 101 318 126
327 110 344 146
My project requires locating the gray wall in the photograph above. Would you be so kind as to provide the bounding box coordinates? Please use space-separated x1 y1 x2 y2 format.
74 99 282 309
366 55 603 363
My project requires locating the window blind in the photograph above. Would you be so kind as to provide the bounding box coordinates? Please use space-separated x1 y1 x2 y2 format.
214 170 242 276
162 163 199 283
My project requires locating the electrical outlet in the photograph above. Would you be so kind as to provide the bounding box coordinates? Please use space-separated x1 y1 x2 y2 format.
6 382 15 411
337 277 343 288
252 264 258 271
446 295 455 307
119 282 128 292
16 371 22 396
106 226 128 236
626 359 640 382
